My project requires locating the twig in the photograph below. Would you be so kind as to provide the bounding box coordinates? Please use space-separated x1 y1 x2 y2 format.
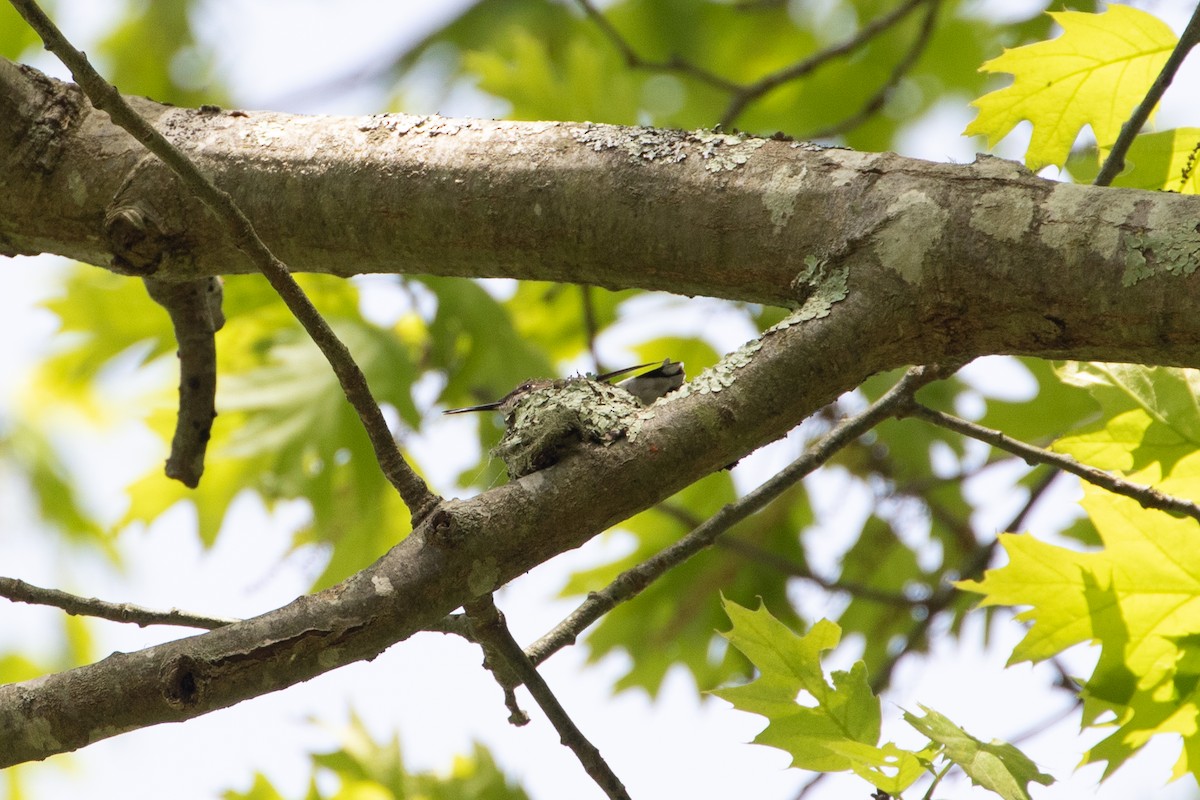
579 285 603 370
803 0 940 140
464 595 631 800
10 0 440 523
721 0 934 128
653 501 924 605
526 364 955 666
575 0 742 94
905 402 1200 525
866 467 1060 695
1094 3 1200 186
0 576 238 629
143 276 224 487
714 536 924 606
577 0 934 131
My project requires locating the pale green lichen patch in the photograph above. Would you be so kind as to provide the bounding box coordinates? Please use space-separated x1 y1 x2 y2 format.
1039 183 1133 256
970 190 1033 243
494 379 643 477
646 340 758 427
873 189 947 284
571 124 765 171
690 130 767 172
573 124 690 163
787 255 848 320
691 341 759 398
23 717 61 750
1122 230 1200 287
762 164 808 234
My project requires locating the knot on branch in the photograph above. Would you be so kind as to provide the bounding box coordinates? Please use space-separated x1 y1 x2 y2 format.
104 205 165 275
105 155 200 276
160 653 207 710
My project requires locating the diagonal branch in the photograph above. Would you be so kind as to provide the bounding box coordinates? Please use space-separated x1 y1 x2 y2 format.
9 0 439 522
464 595 631 800
525 363 955 667
0 576 238 630
1094 2 1200 187
905 402 1200 524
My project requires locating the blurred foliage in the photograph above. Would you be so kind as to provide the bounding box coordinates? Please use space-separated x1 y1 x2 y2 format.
224 714 528 800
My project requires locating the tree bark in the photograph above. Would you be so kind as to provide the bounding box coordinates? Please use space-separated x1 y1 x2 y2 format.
3 55 1200 765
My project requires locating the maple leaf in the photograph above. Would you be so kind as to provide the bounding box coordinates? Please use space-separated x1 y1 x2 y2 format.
712 599 933 795
965 5 1175 171
961 482 1200 781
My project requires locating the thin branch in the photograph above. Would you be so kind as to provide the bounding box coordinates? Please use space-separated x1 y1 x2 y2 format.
579 285 603 371
0 576 238 629
714 536 923 606
721 0 934 128
10 0 440 523
577 0 935 131
1094 3 1200 186
575 0 742 94
803 0 940 140
653 501 924 605
526 363 956 666
865 466 1061 695
905 402 1200 525
464 595 631 800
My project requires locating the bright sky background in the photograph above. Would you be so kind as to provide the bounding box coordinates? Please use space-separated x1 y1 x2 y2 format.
5 2 1200 799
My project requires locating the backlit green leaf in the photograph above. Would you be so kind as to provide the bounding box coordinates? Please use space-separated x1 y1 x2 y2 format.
966 5 1175 170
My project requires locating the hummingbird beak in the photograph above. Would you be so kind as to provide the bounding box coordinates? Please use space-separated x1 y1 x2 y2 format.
442 400 505 415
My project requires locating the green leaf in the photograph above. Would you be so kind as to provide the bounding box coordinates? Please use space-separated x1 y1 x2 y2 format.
966 5 1176 171
503 282 632 363
227 713 530 800
961 481 1200 781
0 1 45 60
903 705 1054 800
833 515 931 672
978 358 1097 445
713 600 931 794
1054 362 1200 483
98 0 225 107
1 421 110 551
562 473 807 695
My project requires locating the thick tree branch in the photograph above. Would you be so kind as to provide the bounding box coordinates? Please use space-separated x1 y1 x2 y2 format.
6 3 438 519
6 59 1200 370
525 364 947 666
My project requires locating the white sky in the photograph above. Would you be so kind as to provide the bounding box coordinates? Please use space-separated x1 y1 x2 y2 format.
5 2 1200 799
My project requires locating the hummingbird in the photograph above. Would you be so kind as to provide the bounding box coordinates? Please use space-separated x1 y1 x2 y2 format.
443 359 685 415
